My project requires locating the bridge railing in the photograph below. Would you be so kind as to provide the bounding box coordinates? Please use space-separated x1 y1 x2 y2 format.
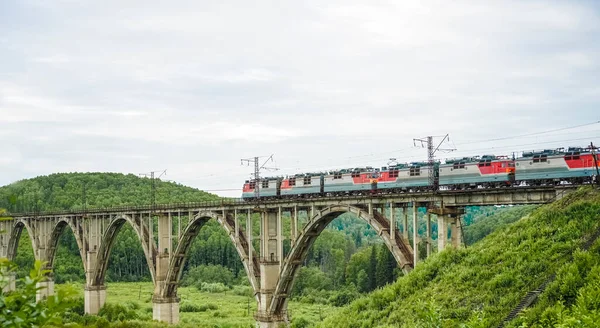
5 197 248 217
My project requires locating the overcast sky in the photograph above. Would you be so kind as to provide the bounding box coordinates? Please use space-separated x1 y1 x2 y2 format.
1 0 599 197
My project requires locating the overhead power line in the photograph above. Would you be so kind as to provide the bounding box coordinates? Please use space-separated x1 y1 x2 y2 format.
456 120 600 146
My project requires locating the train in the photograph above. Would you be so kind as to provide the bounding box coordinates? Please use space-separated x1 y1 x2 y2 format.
241 146 599 200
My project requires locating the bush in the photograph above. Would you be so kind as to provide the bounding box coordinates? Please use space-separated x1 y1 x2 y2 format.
329 286 360 307
199 282 230 293
291 316 311 328
198 303 218 312
182 264 236 288
180 302 201 313
232 285 253 297
98 303 139 321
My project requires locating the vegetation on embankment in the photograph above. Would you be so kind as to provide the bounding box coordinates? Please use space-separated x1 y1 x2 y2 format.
320 186 600 327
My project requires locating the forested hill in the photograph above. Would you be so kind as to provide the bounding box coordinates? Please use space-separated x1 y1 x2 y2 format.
0 172 219 212
320 187 600 327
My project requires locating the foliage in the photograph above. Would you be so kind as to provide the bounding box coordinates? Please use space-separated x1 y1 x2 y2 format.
0 260 75 328
320 187 600 327
182 264 236 289
509 239 600 327
463 205 537 245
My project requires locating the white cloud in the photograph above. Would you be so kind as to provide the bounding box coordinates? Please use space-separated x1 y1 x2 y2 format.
1 0 599 197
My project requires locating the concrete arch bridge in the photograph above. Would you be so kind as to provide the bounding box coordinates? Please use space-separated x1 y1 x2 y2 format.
0 186 570 327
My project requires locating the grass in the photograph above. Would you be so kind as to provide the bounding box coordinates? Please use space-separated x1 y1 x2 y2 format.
58 282 336 327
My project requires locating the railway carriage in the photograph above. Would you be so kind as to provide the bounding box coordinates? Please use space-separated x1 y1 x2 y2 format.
242 178 280 199
438 155 515 188
323 168 377 194
376 162 432 191
515 148 598 184
281 174 323 196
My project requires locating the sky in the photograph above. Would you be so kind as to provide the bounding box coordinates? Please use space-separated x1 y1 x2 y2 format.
1 0 599 197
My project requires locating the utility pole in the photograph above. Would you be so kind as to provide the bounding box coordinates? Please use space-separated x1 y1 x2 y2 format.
140 170 167 212
413 134 455 191
240 155 278 200
591 142 600 186
82 182 87 214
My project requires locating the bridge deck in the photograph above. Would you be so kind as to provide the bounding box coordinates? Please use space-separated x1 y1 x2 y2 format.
6 185 576 218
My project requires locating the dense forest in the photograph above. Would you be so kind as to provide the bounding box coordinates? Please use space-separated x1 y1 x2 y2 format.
1 172 536 307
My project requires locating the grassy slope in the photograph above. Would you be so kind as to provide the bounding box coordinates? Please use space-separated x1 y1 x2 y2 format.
320 187 600 328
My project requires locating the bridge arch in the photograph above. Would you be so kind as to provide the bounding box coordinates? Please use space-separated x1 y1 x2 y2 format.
269 204 414 315
161 210 259 300
45 218 86 272
7 220 38 262
91 215 156 286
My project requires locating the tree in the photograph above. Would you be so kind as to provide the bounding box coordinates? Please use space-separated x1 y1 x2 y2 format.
0 260 75 328
368 245 377 291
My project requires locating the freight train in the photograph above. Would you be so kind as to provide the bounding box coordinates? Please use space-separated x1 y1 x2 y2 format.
241 146 599 199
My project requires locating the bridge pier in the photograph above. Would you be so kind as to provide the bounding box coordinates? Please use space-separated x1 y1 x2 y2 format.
412 202 419 265
426 212 432 257
429 207 465 251
255 209 287 327
2 272 16 293
84 285 106 314
36 278 55 301
153 214 180 324
402 206 409 240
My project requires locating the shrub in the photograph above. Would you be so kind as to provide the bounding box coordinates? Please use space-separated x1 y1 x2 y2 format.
291 316 311 328
98 303 139 321
199 282 230 293
180 302 201 313
182 264 235 287
232 285 253 297
198 303 218 312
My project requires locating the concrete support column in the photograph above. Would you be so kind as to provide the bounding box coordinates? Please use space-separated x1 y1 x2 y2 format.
2 272 16 293
426 213 432 257
450 217 462 248
437 215 448 252
153 299 179 324
36 278 55 302
247 209 254 277
277 207 283 262
403 207 409 240
234 209 239 242
84 285 106 314
412 202 418 265
256 211 285 328
291 206 298 247
153 215 179 324
390 203 395 241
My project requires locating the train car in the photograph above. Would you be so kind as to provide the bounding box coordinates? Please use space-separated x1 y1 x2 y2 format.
323 168 377 194
281 173 323 196
376 162 433 191
515 147 598 184
242 177 280 199
322 163 434 195
438 155 515 188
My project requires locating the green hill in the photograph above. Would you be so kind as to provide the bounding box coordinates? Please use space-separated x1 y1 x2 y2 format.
320 187 600 327
0 172 219 212
0 173 241 283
